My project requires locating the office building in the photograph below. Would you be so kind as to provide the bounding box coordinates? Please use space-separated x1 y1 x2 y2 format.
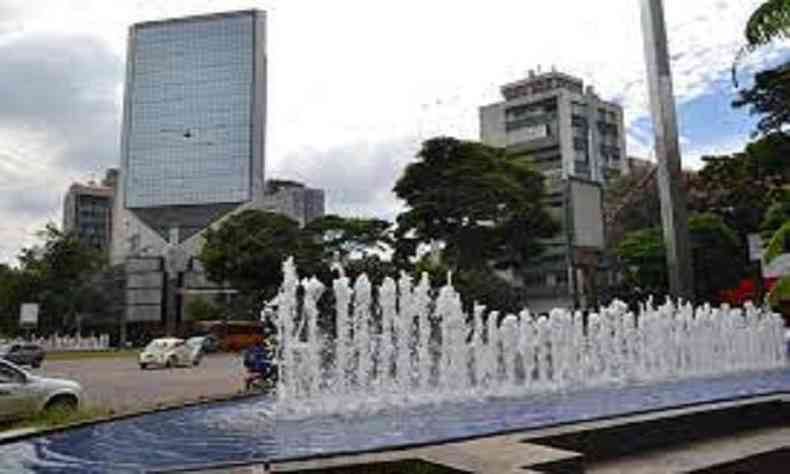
113 10 268 331
480 70 622 311
62 180 114 252
261 179 325 226
113 9 267 264
480 69 626 184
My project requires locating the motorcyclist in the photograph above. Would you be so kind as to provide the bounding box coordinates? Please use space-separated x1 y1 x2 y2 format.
243 324 277 391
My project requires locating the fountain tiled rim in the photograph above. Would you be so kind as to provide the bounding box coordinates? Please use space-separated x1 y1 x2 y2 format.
145 389 790 474
0 390 265 446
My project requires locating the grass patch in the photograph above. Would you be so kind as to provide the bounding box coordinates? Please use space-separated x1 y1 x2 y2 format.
1 404 113 434
46 349 139 361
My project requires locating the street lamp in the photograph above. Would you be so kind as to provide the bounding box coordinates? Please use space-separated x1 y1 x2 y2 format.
639 0 695 301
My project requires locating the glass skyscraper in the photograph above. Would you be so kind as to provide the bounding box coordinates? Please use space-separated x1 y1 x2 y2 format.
120 10 267 243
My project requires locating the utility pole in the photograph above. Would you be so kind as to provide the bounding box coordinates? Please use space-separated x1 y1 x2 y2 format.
163 227 189 337
640 0 695 301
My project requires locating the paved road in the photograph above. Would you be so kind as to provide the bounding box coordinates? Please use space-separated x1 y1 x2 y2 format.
28 353 245 413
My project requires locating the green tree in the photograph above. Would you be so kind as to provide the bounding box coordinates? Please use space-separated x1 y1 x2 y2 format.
415 257 529 314
604 166 663 249
393 137 559 274
199 210 324 317
744 0 790 51
14 224 107 334
689 146 787 236
734 0 790 84
733 63 790 135
343 255 400 285
761 192 790 239
303 214 394 263
185 296 224 322
764 221 790 308
759 192 790 309
0 264 21 336
617 214 744 304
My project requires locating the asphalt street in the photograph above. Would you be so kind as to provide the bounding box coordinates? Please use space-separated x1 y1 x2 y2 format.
28 353 245 413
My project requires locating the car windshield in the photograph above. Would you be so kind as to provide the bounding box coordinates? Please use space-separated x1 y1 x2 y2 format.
0 361 25 384
144 340 170 352
186 337 204 348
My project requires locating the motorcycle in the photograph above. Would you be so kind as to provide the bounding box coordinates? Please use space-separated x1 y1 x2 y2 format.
244 359 278 393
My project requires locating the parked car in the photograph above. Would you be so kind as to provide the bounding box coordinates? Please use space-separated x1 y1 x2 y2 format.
139 338 201 369
0 359 83 422
185 337 207 366
0 343 45 369
201 334 220 353
187 334 219 354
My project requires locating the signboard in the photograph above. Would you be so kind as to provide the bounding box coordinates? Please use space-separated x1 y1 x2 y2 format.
748 234 764 262
569 179 605 250
763 253 790 278
163 243 190 276
19 303 39 327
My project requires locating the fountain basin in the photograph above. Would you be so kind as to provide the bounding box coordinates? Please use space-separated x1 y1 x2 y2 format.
1 367 788 473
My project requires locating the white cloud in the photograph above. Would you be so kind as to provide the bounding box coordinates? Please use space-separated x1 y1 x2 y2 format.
0 0 786 263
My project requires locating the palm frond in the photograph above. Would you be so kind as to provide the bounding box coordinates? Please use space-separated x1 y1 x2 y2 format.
745 0 790 47
733 0 790 86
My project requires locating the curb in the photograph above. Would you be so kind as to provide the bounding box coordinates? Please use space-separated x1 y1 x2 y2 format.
150 390 790 473
0 390 265 446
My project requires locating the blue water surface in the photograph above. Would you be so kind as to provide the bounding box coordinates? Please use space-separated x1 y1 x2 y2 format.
1 368 789 473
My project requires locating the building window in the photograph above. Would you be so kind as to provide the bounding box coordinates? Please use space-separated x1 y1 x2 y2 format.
600 145 621 160
505 115 556 132
571 115 588 128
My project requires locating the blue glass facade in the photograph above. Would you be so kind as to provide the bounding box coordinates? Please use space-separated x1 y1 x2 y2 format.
125 13 255 208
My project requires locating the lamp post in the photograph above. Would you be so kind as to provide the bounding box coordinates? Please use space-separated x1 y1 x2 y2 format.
639 0 695 301
163 227 190 337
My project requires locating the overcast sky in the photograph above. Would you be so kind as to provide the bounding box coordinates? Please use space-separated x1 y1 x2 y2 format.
0 0 788 264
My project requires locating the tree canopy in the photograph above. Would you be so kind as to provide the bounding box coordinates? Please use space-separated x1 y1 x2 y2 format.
617 213 744 304
733 62 790 135
734 1 790 84
198 210 402 318
199 210 323 304
393 137 559 272
744 0 790 50
302 214 393 263
0 224 108 335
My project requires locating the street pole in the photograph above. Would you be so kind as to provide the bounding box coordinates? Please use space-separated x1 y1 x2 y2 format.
639 0 695 301
165 272 179 337
163 227 189 337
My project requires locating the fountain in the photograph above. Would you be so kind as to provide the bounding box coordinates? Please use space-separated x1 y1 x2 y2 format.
273 258 786 418
0 259 787 473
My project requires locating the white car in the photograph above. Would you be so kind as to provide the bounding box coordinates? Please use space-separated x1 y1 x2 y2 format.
139 338 202 369
0 359 83 422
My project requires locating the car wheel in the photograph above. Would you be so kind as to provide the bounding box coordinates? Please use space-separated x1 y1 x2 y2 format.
140 363 147 370
31 361 41 369
44 395 78 415
165 356 175 369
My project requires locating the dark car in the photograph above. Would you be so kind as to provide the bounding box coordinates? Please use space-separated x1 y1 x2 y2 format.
0 343 45 368
188 334 219 353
